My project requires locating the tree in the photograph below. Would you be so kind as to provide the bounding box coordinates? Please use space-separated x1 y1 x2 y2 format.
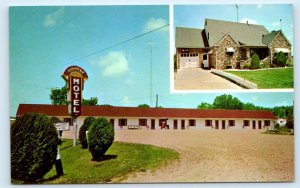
286 106 294 129
50 86 68 105
138 104 150 108
213 94 243 110
50 86 98 105
174 54 177 70
88 118 114 161
79 117 96 149
275 51 287 67
11 113 59 182
82 97 98 105
251 53 260 69
197 102 213 109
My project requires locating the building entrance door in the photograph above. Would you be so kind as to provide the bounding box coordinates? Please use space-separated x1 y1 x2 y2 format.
258 121 262 129
151 119 155 130
203 54 209 68
215 120 219 130
181 120 185 130
252 121 256 129
222 120 226 130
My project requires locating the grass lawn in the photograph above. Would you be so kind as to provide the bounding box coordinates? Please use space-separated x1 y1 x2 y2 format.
37 139 179 184
225 68 293 89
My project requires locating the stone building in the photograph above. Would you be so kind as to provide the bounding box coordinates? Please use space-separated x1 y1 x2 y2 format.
175 18 292 69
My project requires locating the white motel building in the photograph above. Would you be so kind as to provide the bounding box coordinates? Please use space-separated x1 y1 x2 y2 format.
17 104 276 131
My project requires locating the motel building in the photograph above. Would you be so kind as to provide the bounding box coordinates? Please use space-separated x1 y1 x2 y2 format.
17 104 276 131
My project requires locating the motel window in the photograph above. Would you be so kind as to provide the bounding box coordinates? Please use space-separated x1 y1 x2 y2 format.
181 54 183 57
63 118 73 126
228 120 235 126
139 119 147 126
243 120 250 126
118 119 127 126
205 120 212 126
189 119 196 126
110 119 115 129
264 120 270 126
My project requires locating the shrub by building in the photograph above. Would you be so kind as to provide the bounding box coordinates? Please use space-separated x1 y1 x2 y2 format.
88 118 114 161
251 53 260 69
275 51 287 67
11 113 59 182
79 117 96 149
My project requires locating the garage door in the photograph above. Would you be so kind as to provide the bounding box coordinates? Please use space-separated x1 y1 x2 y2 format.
179 53 199 68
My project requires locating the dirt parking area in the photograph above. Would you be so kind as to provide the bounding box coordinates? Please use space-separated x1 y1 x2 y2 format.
115 130 294 183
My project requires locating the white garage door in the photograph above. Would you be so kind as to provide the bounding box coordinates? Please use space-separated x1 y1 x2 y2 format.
180 53 199 68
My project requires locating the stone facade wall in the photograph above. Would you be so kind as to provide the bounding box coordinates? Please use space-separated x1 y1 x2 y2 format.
269 32 292 63
215 34 240 69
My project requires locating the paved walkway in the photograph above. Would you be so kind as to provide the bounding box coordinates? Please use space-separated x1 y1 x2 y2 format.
174 68 243 90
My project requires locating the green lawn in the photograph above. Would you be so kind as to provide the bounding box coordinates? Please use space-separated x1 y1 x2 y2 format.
39 139 178 184
225 68 293 89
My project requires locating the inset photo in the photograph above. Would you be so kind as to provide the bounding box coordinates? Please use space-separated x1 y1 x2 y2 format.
173 4 293 90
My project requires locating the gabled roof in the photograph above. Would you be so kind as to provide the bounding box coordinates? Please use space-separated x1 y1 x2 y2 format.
16 104 277 119
204 19 269 47
175 27 207 48
262 30 292 46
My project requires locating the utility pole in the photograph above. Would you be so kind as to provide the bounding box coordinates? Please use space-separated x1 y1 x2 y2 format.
147 42 153 107
156 94 158 108
235 4 239 22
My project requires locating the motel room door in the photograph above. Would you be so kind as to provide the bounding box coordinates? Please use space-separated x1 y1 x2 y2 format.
222 120 226 130
252 121 256 129
181 120 185 130
215 120 219 130
151 119 155 130
258 121 262 129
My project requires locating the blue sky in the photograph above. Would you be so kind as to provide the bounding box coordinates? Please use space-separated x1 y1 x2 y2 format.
174 4 294 53
10 5 294 116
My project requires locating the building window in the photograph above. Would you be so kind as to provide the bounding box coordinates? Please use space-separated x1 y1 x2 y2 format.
243 120 250 126
119 119 127 126
181 53 184 57
189 119 196 126
228 120 235 126
264 120 270 126
139 119 147 126
63 118 73 126
205 120 212 126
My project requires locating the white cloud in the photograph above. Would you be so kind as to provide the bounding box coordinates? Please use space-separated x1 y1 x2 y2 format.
44 7 65 27
144 18 168 33
240 18 258 25
91 51 129 77
272 21 281 27
257 4 263 9
121 96 131 105
252 96 259 102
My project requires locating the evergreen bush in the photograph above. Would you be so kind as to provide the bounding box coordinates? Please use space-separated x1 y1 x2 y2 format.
88 118 114 161
251 53 260 69
11 113 59 182
79 117 96 149
275 51 287 67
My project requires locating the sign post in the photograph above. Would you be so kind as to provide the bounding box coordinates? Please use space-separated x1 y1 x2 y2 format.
62 66 88 146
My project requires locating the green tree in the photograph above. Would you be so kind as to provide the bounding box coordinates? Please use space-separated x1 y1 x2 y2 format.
50 86 68 105
275 51 287 67
79 117 96 149
82 97 98 105
251 53 260 69
138 104 150 108
197 102 213 109
174 54 177 70
286 106 294 129
50 86 98 105
213 94 243 110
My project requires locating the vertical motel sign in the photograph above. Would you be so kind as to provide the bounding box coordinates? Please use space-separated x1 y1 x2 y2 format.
62 66 88 146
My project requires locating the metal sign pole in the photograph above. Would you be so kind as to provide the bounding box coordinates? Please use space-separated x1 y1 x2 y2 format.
73 117 77 146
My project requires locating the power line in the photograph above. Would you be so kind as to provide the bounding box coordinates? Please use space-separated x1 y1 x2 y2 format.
67 24 169 64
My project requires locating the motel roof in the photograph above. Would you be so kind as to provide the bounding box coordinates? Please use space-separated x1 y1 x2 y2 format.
17 104 277 119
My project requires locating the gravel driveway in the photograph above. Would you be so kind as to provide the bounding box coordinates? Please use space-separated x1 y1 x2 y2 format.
115 130 294 183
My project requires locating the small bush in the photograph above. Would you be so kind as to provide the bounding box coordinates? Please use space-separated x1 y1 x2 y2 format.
286 58 293 67
251 54 260 69
79 117 96 149
274 123 280 129
88 118 114 161
275 51 287 67
243 62 251 69
11 113 59 182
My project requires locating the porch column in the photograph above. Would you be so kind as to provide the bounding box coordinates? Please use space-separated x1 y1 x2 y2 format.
246 48 250 58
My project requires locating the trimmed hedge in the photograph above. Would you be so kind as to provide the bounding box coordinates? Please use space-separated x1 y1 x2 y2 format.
11 113 59 182
88 118 114 161
79 117 96 149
